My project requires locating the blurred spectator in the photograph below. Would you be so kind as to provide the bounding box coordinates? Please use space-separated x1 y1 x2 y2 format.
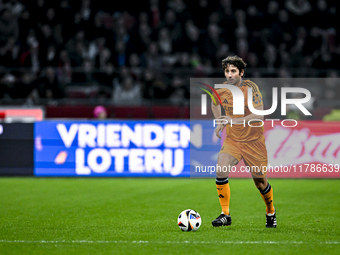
275 9 296 51
87 12 108 41
69 41 87 67
285 0 312 27
77 58 95 85
20 37 40 74
168 75 188 102
17 8 31 43
201 23 226 63
277 67 292 78
0 35 20 67
38 23 55 45
37 24 56 65
234 9 246 27
138 11 149 28
40 44 59 67
208 12 220 26
158 27 172 55
6 0 24 16
140 68 155 99
290 26 307 67
285 92 315 120
66 12 86 41
276 51 292 69
88 37 105 61
247 52 259 68
216 44 233 68
0 0 338 110
191 53 206 76
286 105 303 120
57 0 73 31
121 11 135 31
219 0 233 17
314 0 330 29
53 24 64 46
133 22 152 55
0 72 17 98
323 70 340 100
323 105 340 122
0 6 19 46
80 0 94 27
302 27 323 62
152 77 172 99
169 87 186 105
65 30 88 55
11 71 36 99
93 105 107 119
113 76 141 104
112 65 130 90
57 49 72 84
179 20 201 53
148 0 161 29
191 0 213 30
113 24 134 54
174 52 191 68
128 53 143 79
285 0 312 16
29 0 48 28
167 0 190 25
37 66 65 99
246 5 263 34
266 1 279 26
45 8 58 29
111 40 129 67
141 41 162 69
94 46 111 70
263 43 277 70
94 62 115 89
218 0 236 39
162 9 182 51
236 38 249 63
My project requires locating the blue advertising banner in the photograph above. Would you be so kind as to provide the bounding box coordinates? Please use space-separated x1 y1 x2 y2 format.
33 119 340 178
34 120 197 177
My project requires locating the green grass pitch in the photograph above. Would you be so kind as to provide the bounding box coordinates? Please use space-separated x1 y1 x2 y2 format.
0 178 339 254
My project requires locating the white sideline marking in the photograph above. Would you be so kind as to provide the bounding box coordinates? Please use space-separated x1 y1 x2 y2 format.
0 240 339 245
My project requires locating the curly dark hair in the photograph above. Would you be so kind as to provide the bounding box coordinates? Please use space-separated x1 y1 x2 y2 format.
221 55 247 76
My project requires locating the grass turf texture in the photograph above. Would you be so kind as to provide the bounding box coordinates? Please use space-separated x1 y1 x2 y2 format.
0 178 339 254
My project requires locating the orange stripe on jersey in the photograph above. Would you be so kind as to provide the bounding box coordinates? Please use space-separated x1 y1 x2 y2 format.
243 80 258 93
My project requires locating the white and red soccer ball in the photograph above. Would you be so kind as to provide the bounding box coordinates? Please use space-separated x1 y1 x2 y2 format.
177 209 201 231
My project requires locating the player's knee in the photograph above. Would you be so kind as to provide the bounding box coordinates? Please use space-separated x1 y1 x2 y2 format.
216 169 229 179
255 182 265 190
218 153 238 167
253 178 268 190
216 153 237 178
216 162 229 178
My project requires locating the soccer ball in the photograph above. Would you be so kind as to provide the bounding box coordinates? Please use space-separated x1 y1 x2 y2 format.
177 209 201 231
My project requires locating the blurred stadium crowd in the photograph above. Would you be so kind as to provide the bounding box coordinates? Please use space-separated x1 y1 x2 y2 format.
0 0 339 118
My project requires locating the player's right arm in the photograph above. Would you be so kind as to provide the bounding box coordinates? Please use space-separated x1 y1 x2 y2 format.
211 100 225 139
211 100 221 119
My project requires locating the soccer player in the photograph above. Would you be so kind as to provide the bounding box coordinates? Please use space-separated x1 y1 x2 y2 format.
211 55 277 228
